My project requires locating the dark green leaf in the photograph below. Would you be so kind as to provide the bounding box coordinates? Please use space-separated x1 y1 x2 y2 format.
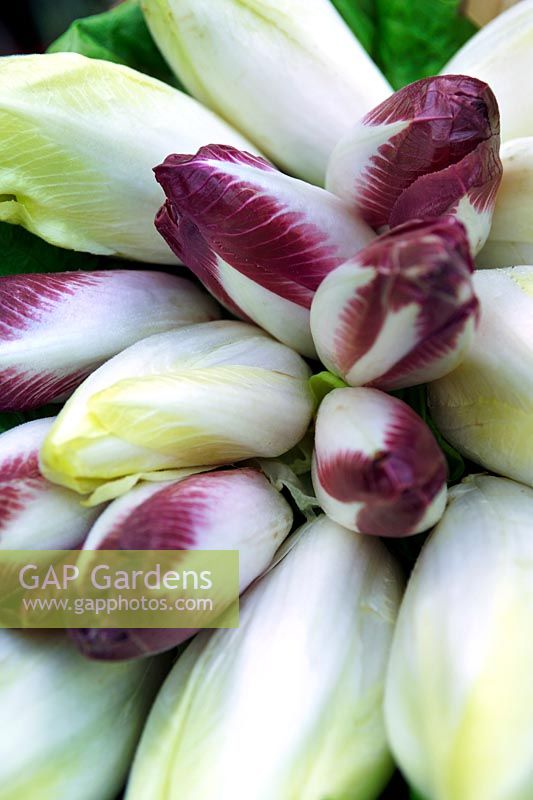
378 770 411 799
47 0 182 89
330 0 377 55
0 222 139 277
0 412 27 436
374 0 478 89
0 406 61 436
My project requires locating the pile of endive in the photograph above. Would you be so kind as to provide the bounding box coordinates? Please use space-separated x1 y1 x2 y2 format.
0 1 532 799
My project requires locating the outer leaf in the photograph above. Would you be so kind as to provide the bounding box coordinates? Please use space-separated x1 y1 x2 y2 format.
48 0 181 89
477 137 533 267
375 0 477 89
0 419 99 550
0 631 166 800
386 475 533 800
429 265 533 488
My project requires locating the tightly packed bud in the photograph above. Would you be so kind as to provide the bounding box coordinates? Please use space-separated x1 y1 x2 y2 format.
312 388 447 537
0 419 98 549
39 321 314 497
428 265 533 487
71 467 293 660
127 515 403 800
386 475 533 800
0 630 166 800
0 270 219 411
310 218 479 390
141 0 391 185
0 53 255 262
155 145 374 356
326 75 502 255
443 0 533 143
477 138 533 267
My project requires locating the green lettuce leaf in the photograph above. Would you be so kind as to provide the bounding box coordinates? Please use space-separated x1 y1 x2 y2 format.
47 0 181 89
0 413 26 435
331 0 477 89
0 406 59 436
0 222 131 277
374 0 478 88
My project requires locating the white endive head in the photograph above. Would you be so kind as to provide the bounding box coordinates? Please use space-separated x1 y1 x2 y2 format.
0 270 219 411
70 467 293 660
311 218 479 390
0 53 255 262
326 75 502 255
0 419 99 549
443 0 533 143
477 138 533 267
141 0 391 185
428 265 533 487
39 321 314 496
126 515 403 800
386 475 533 800
155 144 374 357
0 630 166 800
312 388 447 537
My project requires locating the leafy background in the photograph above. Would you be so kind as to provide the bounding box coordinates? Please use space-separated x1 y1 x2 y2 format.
0 1 479 797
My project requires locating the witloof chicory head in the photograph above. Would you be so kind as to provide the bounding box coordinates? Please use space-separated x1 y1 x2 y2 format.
312 388 447 537
326 75 502 255
0 270 219 411
443 0 533 143
386 475 533 800
126 515 403 800
70 467 293 660
0 419 99 550
477 138 533 267
310 218 479 390
154 144 374 357
0 53 255 262
0 629 166 800
428 265 533 487
39 321 314 498
141 0 391 185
